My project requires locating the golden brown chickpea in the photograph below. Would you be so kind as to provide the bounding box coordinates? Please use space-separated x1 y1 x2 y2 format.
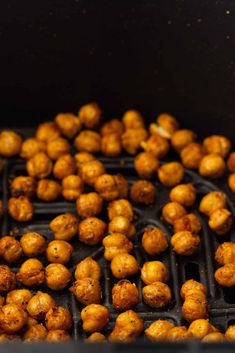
142 281 171 308
8 196 34 222
162 202 187 225
26 152 53 179
199 191 227 217
101 133 122 157
76 192 103 218
20 138 47 159
134 152 159 179
62 175 84 201
203 135 231 158
225 325 235 340
78 102 102 128
53 154 76 180
141 134 170 159
46 137 70 160
199 154 226 179
46 330 70 342
0 236 22 264
180 279 206 300
103 233 133 261
188 319 215 339
0 130 22 157
46 240 73 264
17 259 44 287
0 334 20 342
227 152 235 172
50 213 79 241
228 173 235 193
74 257 101 281
108 199 133 221
37 179 61 202
113 174 129 198
10 176 36 198
149 114 179 139
170 183 196 207
79 217 106 245
109 310 144 342
27 291 55 320
111 253 139 279
70 278 101 305
171 129 197 152
6 289 32 310
81 304 109 333
0 303 27 333
24 324 47 342
215 263 235 287
87 332 106 342
0 265 16 293
79 160 105 186
74 152 96 171
166 326 192 341
20 232 46 257
158 162 184 187
94 174 120 201
122 110 144 130
55 113 81 139
171 231 200 256
122 128 148 155
202 332 224 342
74 130 101 153
26 316 38 328
173 213 202 235
36 121 60 143
112 280 140 311
130 180 156 205
180 142 205 169
141 261 168 285
182 298 208 323
45 263 72 291
209 208 233 236
108 216 136 239
215 242 235 265
142 227 168 255
101 119 124 136
145 320 174 341
45 306 72 331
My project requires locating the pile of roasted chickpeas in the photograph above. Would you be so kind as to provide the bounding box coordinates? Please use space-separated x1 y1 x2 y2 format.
0 105 235 342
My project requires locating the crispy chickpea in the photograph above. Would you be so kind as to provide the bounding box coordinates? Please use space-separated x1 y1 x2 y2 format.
227 152 235 172
74 257 101 281
173 213 202 234
17 259 44 287
26 316 38 327
215 263 235 287
141 261 168 285
0 304 27 333
170 183 196 207
199 191 227 217
180 142 205 169
203 135 231 158
8 196 34 222
36 121 60 142
20 232 46 257
182 298 208 322
50 213 79 241
188 319 215 339
134 152 159 179
78 102 102 128
76 192 103 218
122 128 148 155
81 304 109 333
111 253 139 279
26 152 52 179
27 291 55 320
112 280 140 311
0 334 20 342
142 281 171 308
158 162 184 187
141 134 170 159
108 199 133 221
79 217 106 245
45 264 72 291
145 320 174 341
46 240 73 264
70 278 101 305
24 324 47 342
101 133 122 157
53 154 76 180
94 174 120 201
74 152 96 171
142 227 168 256
122 110 144 130
108 216 136 239
171 231 200 256
62 175 84 201
101 119 124 136
79 160 105 186
208 208 233 236
45 306 72 331
103 233 133 261
46 137 70 160
0 236 22 264
0 130 22 157
199 154 226 179
55 113 81 139
130 180 156 205
225 325 235 340
0 265 16 293
10 176 36 198
20 138 47 159
87 332 105 342
228 173 235 193
46 330 70 342
74 130 101 153
215 242 235 265
37 179 61 202
6 289 33 310
171 129 197 152
109 310 144 342
167 326 192 341
202 332 224 342
162 202 187 225
180 279 206 300
149 113 179 139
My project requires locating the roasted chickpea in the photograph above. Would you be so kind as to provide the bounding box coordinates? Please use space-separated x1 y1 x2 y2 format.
46 137 70 160
103 233 133 261
182 297 208 323
76 192 103 218
79 160 105 186
108 216 136 239
209 208 233 236
141 261 168 285
142 227 168 256
0 130 22 157
180 142 205 169
45 306 72 331
79 217 106 245
0 334 20 342
134 152 159 179
46 240 73 264
215 242 235 265
24 324 47 342
10 176 36 198
225 325 235 340
170 183 196 207
171 129 197 152
158 162 184 187
74 130 101 153
6 289 32 310
17 259 44 287
145 320 174 341
180 279 206 300
112 280 140 311
74 152 96 171
108 199 133 221
203 135 231 158
0 303 27 333
50 213 79 241
199 154 226 179
45 263 72 291
26 152 52 179
0 236 22 264
130 180 156 205
110 253 139 279
109 310 144 342
215 263 235 287
53 154 76 180
141 134 170 159
122 110 144 130
0 265 16 293
20 232 46 257
171 231 200 256
142 281 171 308
27 291 55 320
149 113 179 139
202 332 224 342
173 213 202 234
101 133 122 157
87 332 105 342
94 174 120 201
78 102 102 128
162 202 187 225
166 326 192 341
101 119 124 136
81 304 109 333
20 138 46 159
62 175 84 201
74 257 101 281
199 191 227 217
36 179 61 202
227 152 235 172
113 174 129 199
36 121 60 142
55 113 81 139
70 278 101 305
228 173 235 193
122 128 148 155
26 317 38 327
188 319 215 339
8 196 34 222
46 330 70 342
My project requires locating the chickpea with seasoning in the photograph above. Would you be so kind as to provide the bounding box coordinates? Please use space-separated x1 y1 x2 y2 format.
46 137 70 160
108 199 133 221
122 110 145 130
53 154 76 180
167 326 192 341
130 180 156 205
101 119 124 136
27 291 55 320
208 208 233 235
171 129 197 152
46 330 70 342
87 332 105 342
227 151 235 172
141 134 170 159
8 196 34 222
0 303 27 333
202 332 224 342
158 162 184 187
199 191 227 216
50 213 79 241
171 231 200 256
173 213 202 234
74 151 96 171
109 310 144 342
108 216 136 239
0 265 16 293
62 175 84 201
74 257 101 281
46 240 73 264
79 217 106 245
10 176 36 197
215 242 235 265
141 261 168 285
79 160 105 186
113 174 129 198
74 130 101 153
36 179 61 202
26 152 53 179
20 138 46 159
81 304 109 333
110 253 139 279
45 263 72 291
70 278 101 305
76 192 103 218
45 306 72 331
182 296 208 323
199 154 226 179
188 319 216 339
180 142 205 169
55 113 81 139
0 236 22 264
142 227 168 256
162 202 187 225
36 121 60 142
169 183 196 207
215 263 235 287
203 135 231 158
94 174 120 201
112 280 140 311
17 259 44 287
145 320 174 341
134 152 159 179
78 102 102 129
101 133 122 157
225 325 235 340
142 281 171 309
20 232 46 257
6 289 33 310
103 233 133 261
122 128 148 155
149 113 179 139
0 130 22 157
228 173 235 193
24 324 47 342
180 279 206 300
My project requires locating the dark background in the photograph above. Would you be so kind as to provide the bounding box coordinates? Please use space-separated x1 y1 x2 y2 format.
0 0 235 137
